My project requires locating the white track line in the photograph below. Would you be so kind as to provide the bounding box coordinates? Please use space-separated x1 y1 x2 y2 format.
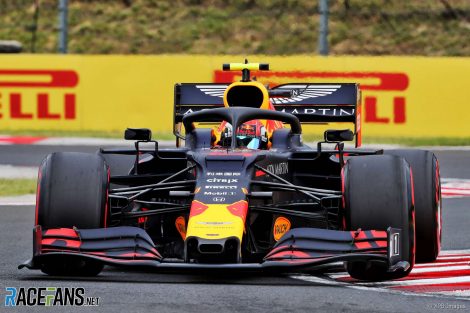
411 265 470 273
438 250 470 255
0 165 38 179
291 249 470 298
289 274 470 300
437 255 470 260
352 276 470 287
415 261 470 268
0 194 35 206
327 265 470 279
434 290 470 297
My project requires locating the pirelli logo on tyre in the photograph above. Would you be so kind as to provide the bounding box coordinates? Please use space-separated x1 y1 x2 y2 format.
0 70 78 121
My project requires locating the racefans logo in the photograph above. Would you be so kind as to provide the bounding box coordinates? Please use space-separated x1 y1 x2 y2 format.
4 287 100 307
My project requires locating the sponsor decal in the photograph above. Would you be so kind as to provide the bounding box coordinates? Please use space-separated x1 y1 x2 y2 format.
180 107 354 118
175 216 186 240
205 186 238 190
266 162 289 175
214 70 409 125
272 85 341 103
207 172 241 176
280 107 354 117
195 85 226 98
212 196 226 202
196 84 342 103
204 191 236 196
0 70 78 120
3 287 99 307
206 178 238 183
273 216 291 241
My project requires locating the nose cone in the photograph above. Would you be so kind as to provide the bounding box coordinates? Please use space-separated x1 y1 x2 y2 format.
185 237 241 263
186 201 248 241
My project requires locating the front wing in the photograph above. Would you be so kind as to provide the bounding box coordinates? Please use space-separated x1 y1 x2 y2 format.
19 225 409 274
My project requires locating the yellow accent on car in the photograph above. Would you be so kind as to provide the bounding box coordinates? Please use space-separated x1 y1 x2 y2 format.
186 203 246 241
223 63 269 71
223 81 270 110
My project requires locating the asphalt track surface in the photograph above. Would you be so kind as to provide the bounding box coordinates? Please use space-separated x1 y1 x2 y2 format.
0 144 469 312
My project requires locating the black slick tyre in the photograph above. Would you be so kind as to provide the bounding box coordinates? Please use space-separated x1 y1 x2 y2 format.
343 155 415 280
36 152 109 276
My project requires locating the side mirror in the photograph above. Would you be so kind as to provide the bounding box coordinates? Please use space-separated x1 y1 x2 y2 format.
324 129 354 142
125 128 152 141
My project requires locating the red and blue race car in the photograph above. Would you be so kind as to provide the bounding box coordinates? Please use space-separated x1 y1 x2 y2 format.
20 62 442 281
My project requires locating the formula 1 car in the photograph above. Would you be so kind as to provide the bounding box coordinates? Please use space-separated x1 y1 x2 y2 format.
20 62 442 281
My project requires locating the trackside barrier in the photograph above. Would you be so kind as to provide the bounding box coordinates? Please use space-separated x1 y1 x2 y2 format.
0 55 469 138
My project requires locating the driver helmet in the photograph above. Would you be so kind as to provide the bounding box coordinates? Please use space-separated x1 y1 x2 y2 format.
220 120 268 149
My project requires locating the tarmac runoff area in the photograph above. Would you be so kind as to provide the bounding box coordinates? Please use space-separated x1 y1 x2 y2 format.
0 139 470 311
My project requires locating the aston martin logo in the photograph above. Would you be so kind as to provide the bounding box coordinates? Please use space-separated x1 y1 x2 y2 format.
195 85 228 97
195 84 341 104
270 84 342 104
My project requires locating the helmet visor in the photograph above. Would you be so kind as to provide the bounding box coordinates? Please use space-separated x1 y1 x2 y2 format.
236 136 260 149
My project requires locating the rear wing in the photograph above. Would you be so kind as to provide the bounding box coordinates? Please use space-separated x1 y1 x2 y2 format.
174 83 362 146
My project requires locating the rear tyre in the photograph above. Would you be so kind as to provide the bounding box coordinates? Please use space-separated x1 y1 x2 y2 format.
343 155 415 280
36 152 109 276
384 150 441 263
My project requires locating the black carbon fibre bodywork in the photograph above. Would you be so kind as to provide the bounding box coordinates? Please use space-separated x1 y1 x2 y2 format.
20 225 408 274
20 106 410 277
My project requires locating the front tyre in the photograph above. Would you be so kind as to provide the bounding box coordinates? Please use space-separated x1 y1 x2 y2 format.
385 149 442 263
36 152 109 276
343 155 415 280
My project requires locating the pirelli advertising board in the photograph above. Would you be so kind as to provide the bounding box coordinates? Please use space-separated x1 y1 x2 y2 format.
0 55 469 138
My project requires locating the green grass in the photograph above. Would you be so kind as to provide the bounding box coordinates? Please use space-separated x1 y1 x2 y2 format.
0 0 469 56
0 179 37 196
